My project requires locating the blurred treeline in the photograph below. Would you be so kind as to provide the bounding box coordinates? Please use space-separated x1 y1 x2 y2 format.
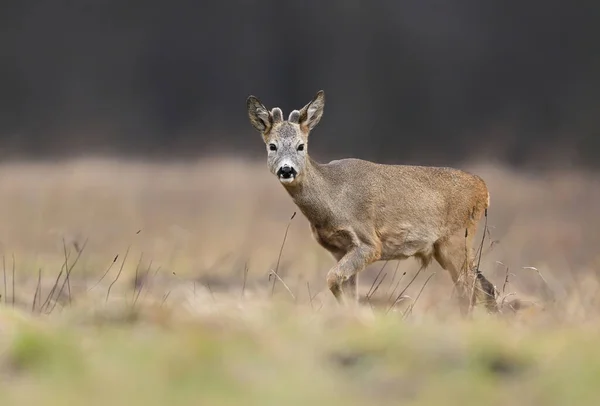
1 1 598 168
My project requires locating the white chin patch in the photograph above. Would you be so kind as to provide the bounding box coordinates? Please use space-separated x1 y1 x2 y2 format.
279 176 295 184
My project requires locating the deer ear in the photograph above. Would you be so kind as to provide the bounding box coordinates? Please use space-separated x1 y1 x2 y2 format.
296 90 325 132
247 96 272 133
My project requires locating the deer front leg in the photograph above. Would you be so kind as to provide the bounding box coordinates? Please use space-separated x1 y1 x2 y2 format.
326 245 377 305
341 274 358 303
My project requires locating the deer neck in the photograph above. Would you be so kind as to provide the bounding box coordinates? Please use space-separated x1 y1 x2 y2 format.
281 157 334 226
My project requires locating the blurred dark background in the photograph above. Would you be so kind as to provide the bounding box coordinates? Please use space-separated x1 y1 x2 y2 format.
1 0 598 168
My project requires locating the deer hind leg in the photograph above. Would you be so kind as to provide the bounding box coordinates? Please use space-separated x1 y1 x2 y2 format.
326 245 376 305
434 229 498 315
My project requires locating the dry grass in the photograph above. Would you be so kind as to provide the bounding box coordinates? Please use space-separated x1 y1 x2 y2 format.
0 157 598 404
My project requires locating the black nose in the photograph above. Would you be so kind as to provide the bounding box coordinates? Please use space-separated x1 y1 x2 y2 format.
277 166 296 179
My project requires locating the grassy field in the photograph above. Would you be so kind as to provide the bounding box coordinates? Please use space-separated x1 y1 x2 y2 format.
0 157 599 405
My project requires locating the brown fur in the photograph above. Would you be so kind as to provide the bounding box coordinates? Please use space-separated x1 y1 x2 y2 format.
247 90 498 314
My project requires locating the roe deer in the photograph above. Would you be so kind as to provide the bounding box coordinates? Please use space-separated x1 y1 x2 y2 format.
246 90 498 314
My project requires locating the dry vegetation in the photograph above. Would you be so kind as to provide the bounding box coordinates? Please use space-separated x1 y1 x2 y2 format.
0 157 599 405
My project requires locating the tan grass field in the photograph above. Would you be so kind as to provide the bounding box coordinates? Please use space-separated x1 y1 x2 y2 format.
0 157 599 405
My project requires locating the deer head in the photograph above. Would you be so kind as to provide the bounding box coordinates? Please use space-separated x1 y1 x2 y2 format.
246 90 325 185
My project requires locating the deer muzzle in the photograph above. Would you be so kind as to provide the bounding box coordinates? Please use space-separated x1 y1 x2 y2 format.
277 165 297 182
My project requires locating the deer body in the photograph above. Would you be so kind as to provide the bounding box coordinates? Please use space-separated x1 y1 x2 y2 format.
247 91 497 313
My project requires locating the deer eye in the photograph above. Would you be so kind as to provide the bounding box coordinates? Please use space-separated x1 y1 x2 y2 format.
297 144 305 151
269 144 277 151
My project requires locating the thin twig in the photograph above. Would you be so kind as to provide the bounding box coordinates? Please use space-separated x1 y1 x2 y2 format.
270 212 296 297
475 214 492 257
133 260 152 307
40 266 64 312
384 261 401 298
160 291 171 307
386 271 406 305
88 254 119 291
455 227 469 304
269 270 296 300
468 210 489 314
32 268 42 313
468 274 479 315
388 295 412 313
133 254 141 301
367 272 388 301
62 238 72 306
523 266 555 303
106 246 130 303
500 292 517 309
403 272 436 319
48 238 88 313
153 265 162 278
475 208 488 274
130 252 144 305
268 270 295 300
496 262 516 312
41 253 71 312
497 262 511 297
386 266 424 314
141 266 163 303
523 266 549 287
310 288 321 305
366 261 389 298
